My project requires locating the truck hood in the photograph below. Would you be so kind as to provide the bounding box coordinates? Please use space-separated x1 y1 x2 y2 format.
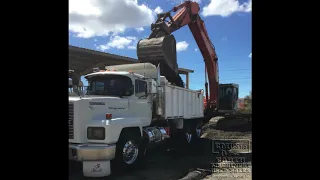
69 95 129 144
69 95 121 102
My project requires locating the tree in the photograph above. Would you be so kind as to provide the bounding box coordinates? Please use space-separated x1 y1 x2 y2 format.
243 91 252 112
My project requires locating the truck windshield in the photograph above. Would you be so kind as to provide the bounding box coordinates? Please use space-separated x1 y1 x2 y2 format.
86 75 133 97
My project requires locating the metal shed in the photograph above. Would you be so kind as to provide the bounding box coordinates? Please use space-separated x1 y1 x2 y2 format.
69 45 137 76
69 45 194 88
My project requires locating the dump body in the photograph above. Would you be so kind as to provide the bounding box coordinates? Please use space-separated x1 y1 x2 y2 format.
163 83 204 119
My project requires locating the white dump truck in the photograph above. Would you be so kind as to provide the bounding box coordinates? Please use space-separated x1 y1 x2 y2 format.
69 63 204 177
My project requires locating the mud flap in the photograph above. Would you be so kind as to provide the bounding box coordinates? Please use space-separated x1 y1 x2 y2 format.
82 161 111 177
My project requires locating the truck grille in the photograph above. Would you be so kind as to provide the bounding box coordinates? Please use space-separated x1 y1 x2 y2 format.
69 102 74 139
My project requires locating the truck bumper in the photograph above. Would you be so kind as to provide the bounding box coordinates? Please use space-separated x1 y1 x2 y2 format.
69 143 116 161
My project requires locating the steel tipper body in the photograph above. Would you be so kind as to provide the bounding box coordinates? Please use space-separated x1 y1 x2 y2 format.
69 63 204 177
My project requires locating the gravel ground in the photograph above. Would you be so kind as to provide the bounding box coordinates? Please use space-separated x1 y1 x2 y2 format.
69 117 252 180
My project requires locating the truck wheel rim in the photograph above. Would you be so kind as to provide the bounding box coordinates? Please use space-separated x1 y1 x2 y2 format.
196 128 202 138
122 141 139 164
185 132 192 143
196 124 202 138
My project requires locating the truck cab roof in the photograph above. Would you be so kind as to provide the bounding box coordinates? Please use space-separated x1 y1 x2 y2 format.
84 71 145 79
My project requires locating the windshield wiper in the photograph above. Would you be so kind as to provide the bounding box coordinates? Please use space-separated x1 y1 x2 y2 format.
138 94 148 99
97 91 123 98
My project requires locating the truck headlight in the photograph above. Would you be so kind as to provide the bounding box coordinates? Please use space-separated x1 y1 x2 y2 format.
87 127 105 140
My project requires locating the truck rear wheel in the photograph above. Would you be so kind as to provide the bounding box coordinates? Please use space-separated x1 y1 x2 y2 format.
185 120 203 144
182 126 197 145
185 127 193 144
193 122 203 141
112 130 145 172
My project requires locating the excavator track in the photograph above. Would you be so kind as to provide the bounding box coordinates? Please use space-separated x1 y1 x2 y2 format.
137 35 184 87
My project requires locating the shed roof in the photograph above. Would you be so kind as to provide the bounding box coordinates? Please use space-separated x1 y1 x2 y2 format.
69 45 194 76
69 45 137 75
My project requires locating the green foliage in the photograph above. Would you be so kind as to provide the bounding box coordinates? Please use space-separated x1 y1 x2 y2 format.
242 91 252 113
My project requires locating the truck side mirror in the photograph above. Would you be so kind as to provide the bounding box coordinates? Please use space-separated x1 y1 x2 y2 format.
147 79 157 94
69 78 73 88
129 85 134 95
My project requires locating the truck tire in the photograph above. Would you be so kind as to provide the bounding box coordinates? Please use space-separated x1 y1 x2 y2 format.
184 127 193 144
171 120 201 148
112 130 145 172
169 128 192 148
192 121 203 143
182 124 196 145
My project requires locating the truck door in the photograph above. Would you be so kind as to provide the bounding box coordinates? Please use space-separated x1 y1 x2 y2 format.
129 79 153 126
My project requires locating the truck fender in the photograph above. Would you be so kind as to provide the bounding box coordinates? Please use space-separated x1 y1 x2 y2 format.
104 117 144 143
119 127 142 140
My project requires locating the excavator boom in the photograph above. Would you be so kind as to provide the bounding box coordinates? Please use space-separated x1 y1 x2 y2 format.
137 1 219 110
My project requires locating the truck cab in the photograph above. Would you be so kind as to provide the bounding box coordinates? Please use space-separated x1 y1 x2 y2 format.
69 70 157 144
69 67 159 177
69 63 203 178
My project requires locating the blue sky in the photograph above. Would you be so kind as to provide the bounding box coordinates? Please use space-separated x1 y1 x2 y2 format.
69 0 251 98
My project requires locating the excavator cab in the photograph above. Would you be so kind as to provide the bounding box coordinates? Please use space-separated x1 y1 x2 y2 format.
218 84 239 112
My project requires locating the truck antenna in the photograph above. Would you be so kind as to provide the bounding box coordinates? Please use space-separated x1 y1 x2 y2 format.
143 62 146 79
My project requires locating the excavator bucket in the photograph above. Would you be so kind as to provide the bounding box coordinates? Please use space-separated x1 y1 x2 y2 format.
137 35 184 87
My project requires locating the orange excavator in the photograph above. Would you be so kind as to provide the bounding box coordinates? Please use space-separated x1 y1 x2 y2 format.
137 1 239 117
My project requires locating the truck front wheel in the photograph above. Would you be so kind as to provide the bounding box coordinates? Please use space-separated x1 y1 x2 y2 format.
113 130 144 171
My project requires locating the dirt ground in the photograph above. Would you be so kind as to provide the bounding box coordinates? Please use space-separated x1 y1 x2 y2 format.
69 116 252 180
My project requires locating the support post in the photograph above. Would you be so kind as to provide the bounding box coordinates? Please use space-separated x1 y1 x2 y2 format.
186 73 189 89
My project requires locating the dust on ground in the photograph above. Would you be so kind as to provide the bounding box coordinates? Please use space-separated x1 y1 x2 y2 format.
69 116 252 180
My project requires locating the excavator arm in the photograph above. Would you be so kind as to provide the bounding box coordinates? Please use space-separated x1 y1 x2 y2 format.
148 1 199 38
188 14 219 110
137 1 219 110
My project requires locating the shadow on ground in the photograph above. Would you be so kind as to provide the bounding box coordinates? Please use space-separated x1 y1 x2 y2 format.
69 139 214 180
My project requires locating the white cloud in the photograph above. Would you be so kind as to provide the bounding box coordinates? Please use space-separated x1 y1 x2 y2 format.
202 0 252 17
176 41 189 52
248 53 252 58
135 27 144 32
96 35 138 51
98 44 110 51
194 48 198 52
128 45 136 49
154 6 163 14
69 0 158 38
